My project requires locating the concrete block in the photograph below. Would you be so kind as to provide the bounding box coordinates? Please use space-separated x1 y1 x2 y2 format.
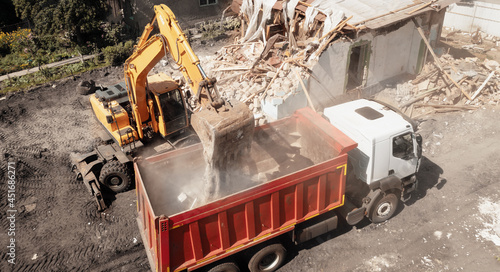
261 86 308 120
254 112 264 119
282 78 293 89
272 97 284 106
266 71 277 78
275 90 287 97
253 98 261 108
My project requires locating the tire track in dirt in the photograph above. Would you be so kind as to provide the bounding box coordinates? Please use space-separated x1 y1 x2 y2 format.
0 67 151 271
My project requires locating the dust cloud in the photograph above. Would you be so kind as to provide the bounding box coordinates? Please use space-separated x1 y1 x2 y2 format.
137 117 337 217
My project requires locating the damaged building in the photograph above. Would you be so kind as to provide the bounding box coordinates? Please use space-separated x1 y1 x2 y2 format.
232 0 458 112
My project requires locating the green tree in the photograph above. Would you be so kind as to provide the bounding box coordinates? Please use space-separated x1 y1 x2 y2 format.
13 0 58 35
54 0 109 44
13 0 109 45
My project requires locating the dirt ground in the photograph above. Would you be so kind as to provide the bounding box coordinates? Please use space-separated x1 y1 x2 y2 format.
1 36 500 272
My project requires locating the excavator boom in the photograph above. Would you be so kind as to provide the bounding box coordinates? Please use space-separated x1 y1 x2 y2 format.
125 4 254 200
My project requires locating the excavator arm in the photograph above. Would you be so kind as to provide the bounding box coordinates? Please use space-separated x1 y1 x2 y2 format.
124 4 227 140
73 4 254 211
125 4 254 201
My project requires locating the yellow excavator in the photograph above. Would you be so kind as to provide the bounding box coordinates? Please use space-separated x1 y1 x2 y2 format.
71 4 254 211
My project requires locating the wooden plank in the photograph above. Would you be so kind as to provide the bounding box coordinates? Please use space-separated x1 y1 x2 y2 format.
466 71 495 104
407 0 437 15
294 69 317 112
411 18 472 100
412 103 478 110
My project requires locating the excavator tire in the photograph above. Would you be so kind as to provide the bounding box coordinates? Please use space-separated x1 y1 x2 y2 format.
99 160 132 193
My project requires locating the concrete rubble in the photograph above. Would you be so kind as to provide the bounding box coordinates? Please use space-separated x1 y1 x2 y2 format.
195 0 359 123
154 2 499 123
396 49 500 118
206 42 304 125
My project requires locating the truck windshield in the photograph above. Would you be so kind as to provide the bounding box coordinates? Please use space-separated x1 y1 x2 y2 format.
159 89 187 133
392 132 414 159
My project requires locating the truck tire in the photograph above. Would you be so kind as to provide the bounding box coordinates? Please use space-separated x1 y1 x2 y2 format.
99 161 131 193
208 262 240 272
369 192 399 223
248 243 286 272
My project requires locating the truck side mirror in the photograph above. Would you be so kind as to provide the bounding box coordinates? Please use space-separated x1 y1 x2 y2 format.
414 133 422 158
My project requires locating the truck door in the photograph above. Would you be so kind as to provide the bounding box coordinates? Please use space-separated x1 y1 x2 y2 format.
389 132 418 179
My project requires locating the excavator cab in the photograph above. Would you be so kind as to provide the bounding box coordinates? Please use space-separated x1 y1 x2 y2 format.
148 73 189 137
157 89 188 133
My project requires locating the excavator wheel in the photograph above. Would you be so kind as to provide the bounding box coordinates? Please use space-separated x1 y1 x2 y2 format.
99 160 132 193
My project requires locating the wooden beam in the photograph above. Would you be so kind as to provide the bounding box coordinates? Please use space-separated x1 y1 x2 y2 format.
294 69 317 112
465 70 496 104
407 0 437 15
411 18 472 100
412 103 478 110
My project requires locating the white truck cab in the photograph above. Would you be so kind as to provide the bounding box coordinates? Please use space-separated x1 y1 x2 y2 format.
324 99 422 223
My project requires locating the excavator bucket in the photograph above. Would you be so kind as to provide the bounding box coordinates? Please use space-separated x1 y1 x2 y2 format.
191 100 254 200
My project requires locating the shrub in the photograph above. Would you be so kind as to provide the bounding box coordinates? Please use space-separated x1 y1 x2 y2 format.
102 40 134 66
0 28 34 56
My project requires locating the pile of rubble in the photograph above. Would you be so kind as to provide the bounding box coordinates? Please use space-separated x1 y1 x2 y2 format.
205 41 303 126
201 1 358 125
395 54 500 118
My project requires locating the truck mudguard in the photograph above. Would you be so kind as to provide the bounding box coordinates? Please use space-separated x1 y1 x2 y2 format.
369 175 402 193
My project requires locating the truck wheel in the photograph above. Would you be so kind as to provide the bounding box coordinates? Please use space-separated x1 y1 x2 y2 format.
208 262 240 272
248 244 286 272
369 193 399 223
99 161 131 193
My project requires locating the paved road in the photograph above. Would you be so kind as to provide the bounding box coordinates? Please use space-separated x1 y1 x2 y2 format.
0 54 96 82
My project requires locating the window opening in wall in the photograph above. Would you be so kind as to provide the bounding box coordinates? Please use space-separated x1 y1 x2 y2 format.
200 0 218 6
346 42 370 90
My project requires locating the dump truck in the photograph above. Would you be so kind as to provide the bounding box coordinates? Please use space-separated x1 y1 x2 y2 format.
135 100 422 272
70 4 253 211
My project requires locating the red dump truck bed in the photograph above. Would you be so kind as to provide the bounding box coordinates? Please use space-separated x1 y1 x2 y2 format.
135 108 357 272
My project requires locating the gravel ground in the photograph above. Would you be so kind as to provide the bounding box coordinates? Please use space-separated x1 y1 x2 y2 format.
1 37 499 272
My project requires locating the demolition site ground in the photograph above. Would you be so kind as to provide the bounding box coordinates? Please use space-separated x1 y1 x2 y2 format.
1 39 500 271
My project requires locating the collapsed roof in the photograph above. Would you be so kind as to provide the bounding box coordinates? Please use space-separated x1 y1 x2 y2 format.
233 0 458 40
